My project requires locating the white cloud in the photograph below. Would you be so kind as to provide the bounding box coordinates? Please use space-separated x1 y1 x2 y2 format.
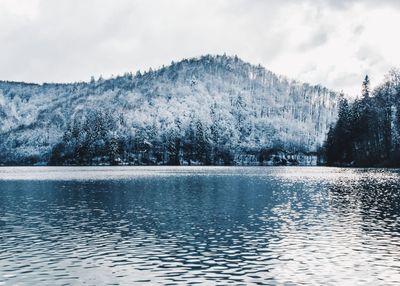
0 0 399 96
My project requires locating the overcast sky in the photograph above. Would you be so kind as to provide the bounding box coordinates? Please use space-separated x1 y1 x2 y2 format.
1 0 399 96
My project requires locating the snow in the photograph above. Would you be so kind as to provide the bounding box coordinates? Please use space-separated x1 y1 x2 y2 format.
0 55 339 165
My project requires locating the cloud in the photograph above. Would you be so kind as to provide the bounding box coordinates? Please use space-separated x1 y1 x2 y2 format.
356 45 385 66
0 0 399 96
298 30 329 51
353 25 365 37
307 0 400 10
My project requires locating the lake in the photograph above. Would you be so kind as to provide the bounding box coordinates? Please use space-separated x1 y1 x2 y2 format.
0 166 400 285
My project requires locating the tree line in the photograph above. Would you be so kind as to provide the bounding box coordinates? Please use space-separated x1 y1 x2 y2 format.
324 70 400 167
0 55 338 166
48 109 235 166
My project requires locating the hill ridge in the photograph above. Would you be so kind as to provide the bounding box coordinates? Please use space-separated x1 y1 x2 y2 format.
0 54 339 166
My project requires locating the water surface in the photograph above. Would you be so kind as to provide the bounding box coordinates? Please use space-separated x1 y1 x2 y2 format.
0 167 400 285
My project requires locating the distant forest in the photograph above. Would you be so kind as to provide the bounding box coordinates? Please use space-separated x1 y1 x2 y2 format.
324 70 400 167
49 109 232 166
1 55 399 167
0 55 337 166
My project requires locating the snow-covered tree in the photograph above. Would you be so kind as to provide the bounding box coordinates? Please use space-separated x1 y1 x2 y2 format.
0 55 340 165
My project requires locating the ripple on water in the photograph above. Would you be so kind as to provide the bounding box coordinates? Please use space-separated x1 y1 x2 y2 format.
0 167 400 285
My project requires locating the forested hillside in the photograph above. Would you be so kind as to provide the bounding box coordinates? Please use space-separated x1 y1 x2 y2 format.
324 70 400 167
0 55 338 166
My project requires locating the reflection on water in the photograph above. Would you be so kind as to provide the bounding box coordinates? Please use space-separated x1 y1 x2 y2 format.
0 167 399 285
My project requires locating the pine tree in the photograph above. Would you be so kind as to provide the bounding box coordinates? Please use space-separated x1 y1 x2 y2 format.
108 135 120 165
324 94 353 165
195 120 207 164
362 75 370 99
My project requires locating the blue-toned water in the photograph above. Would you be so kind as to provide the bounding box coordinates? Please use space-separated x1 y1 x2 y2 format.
0 167 400 285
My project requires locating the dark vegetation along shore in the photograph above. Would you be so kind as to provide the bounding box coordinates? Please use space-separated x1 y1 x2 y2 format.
324 70 400 167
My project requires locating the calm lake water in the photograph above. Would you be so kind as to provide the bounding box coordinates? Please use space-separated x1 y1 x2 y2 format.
0 167 400 285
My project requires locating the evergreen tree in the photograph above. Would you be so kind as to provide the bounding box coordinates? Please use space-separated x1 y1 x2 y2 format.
108 135 120 165
324 71 400 167
324 94 353 165
195 120 208 164
362 75 370 99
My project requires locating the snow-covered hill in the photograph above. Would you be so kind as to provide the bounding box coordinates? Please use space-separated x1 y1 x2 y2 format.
0 55 338 165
